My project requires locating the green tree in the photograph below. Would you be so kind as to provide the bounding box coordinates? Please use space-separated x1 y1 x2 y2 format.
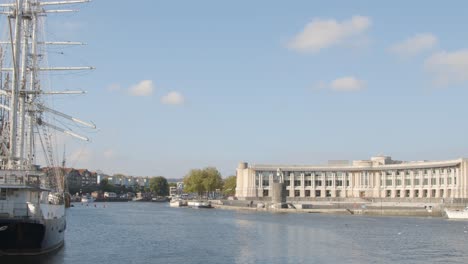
99 179 115 192
183 167 223 195
222 175 236 196
149 176 169 196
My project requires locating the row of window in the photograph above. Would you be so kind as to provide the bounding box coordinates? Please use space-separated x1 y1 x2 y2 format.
382 177 456 186
261 189 452 198
256 174 458 187
256 167 458 179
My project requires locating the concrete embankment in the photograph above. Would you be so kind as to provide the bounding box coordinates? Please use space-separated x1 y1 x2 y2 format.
212 200 447 217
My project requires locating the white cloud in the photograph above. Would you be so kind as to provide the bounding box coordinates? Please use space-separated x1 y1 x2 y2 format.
103 149 116 159
312 77 366 92
161 91 185 105
288 15 371 53
128 80 154 96
424 49 468 85
330 76 366 91
389 33 438 56
69 148 93 167
107 83 121 92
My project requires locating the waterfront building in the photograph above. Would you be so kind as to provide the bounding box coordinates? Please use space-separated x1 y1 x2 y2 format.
235 156 468 200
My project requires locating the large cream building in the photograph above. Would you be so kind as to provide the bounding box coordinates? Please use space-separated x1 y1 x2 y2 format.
236 156 468 200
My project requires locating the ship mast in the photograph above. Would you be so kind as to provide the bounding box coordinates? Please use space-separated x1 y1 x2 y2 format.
0 0 94 172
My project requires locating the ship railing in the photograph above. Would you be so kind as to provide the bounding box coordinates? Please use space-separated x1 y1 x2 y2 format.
0 201 43 220
0 173 45 189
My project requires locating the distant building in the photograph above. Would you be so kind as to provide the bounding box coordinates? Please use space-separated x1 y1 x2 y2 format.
98 174 150 189
78 169 97 187
236 156 468 200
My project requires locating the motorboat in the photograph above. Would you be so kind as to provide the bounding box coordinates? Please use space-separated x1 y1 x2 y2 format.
445 207 468 219
187 200 212 209
169 198 188 207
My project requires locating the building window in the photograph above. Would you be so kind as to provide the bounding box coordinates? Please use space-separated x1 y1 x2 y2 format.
440 189 444 197
294 190 300 197
263 190 269 197
336 180 343 186
440 178 444 185
396 179 402 186
396 190 401 197
431 178 436 185
386 179 393 186
294 180 301 186
305 180 312 186
431 189 436 197
315 180 322 187
263 179 270 187
423 178 428 185
414 179 420 186
336 190 341 197
326 190 331 197
305 190 311 197
405 179 411 185
284 180 290 186
405 190 410 197
415 189 420 197
386 190 391 197
0 188 6 200
423 190 428 198
315 190 321 197
325 180 332 186
448 178 452 185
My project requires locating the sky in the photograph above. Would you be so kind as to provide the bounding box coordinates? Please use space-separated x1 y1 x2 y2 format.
9 0 468 178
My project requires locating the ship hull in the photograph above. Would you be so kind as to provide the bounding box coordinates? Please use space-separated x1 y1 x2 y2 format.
445 209 468 219
0 216 66 256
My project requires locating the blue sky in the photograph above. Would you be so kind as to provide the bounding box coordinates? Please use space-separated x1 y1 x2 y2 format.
32 0 468 178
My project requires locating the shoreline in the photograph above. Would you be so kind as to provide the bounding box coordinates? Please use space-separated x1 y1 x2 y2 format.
211 200 451 217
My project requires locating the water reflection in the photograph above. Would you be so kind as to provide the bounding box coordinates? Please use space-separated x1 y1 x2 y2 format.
1 204 467 264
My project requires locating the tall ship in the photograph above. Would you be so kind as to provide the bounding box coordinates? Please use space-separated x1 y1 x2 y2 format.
0 0 94 255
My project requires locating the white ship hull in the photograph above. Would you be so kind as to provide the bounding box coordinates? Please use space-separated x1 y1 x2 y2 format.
445 208 468 219
187 201 212 208
81 197 95 203
170 199 187 207
0 188 66 255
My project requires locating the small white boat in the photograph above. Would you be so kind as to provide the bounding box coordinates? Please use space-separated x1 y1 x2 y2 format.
81 196 95 203
187 200 212 209
445 207 468 219
169 199 187 207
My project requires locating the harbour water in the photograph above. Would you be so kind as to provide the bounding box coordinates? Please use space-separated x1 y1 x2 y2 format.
2 202 468 264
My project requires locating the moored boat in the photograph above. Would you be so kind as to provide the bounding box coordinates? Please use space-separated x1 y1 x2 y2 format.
0 0 94 255
81 195 95 203
187 200 212 209
445 207 468 219
169 198 187 207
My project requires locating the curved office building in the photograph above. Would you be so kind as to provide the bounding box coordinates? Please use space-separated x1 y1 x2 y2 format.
235 156 468 200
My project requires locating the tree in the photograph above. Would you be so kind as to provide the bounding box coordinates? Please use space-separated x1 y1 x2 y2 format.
183 167 223 195
149 176 169 196
222 175 236 196
183 169 205 194
99 179 115 192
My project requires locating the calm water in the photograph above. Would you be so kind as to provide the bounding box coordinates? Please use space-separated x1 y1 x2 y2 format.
2 202 468 264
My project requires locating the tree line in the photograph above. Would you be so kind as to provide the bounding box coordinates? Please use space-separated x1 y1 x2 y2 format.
97 167 237 197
